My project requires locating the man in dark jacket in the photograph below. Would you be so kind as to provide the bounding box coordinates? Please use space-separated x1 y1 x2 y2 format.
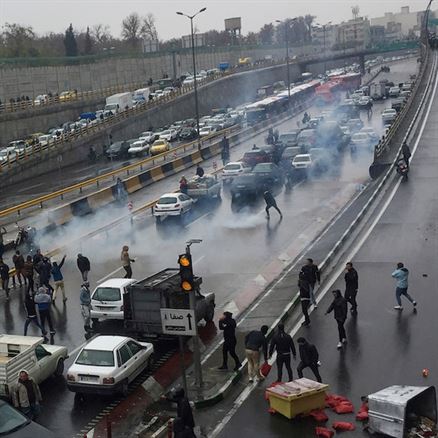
344 262 359 314
77 254 91 282
297 337 322 382
402 141 411 167
244 325 268 382
36 257 52 292
23 256 34 294
32 249 43 266
269 323 296 382
218 312 241 371
196 164 204 178
0 258 10 300
12 250 25 288
24 293 46 337
170 389 195 437
263 190 282 219
325 289 348 349
301 258 320 307
298 271 311 327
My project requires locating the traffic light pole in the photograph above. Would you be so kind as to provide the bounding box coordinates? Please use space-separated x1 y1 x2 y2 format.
185 241 204 388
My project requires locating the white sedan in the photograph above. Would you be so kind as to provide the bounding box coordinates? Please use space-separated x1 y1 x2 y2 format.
66 335 153 396
292 154 313 169
382 108 397 124
222 162 251 183
199 126 216 137
128 137 150 156
153 192 194 222
159 129 178 142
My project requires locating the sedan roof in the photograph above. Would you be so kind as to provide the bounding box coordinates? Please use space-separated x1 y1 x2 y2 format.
81 335 131 351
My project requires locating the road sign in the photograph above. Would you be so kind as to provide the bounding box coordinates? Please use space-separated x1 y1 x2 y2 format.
160 308 196 336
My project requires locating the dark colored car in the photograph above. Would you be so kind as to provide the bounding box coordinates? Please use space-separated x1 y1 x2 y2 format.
105 141 130 159
230 174 260 200
251 162 284 188
179 127 198 141
241 148 271 168
0 400 55 437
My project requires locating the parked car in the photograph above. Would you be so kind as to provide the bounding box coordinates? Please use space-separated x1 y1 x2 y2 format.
34 94 49 105
350 132 372 150
199 126 216 137
150 139 170 156
59 90 76 101
139 131 158 144
381 108 397 124
280 146 302 161
241 148 271 167
186 175 221 199
222 161 251 183
251 162 284 187
346 118 364 132
0 400 56 437
90 279 138 322
153 192 194 221
105 141 130 159
230 174 260 200
278 131 299 147
66 335 154 396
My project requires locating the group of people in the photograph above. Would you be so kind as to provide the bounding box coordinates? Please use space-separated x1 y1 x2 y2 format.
217 257 417 387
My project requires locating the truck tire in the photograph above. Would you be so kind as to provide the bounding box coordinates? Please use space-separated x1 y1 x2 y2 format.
205 304 215 322
54 358 64 377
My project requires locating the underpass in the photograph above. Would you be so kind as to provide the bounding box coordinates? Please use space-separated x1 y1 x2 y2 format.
0 58 420 436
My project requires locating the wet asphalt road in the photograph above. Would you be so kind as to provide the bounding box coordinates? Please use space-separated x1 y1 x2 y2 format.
0 60 419 437
211 61 438 437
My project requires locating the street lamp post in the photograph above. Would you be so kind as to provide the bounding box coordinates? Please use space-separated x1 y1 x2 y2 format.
177 8 206 151
276 19 295 101
316 22 331 75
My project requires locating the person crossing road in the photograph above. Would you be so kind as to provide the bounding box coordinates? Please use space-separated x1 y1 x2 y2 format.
344 262 359 314
263 190 282 219
269 323 296 382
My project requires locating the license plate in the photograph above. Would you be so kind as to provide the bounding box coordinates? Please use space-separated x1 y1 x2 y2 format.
79 375 98 382
98 306 116 310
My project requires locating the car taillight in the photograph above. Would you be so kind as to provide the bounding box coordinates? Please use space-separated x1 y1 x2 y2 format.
103 377 115 384
67 374 76 382
174 204 180 208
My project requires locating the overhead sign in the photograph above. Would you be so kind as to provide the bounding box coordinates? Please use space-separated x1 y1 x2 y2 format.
160 308 196 336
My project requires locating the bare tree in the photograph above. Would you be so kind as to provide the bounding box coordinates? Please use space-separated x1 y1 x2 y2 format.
121 12 142 47
141 13 158 40
304 15 316 41
92 24 111 45
2 23 35 57
352 5 360 19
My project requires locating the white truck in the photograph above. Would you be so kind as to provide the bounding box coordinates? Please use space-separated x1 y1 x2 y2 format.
133 87 151 103
104 92 133 114
370 82 386 100
186 174 222 199
0 335 68 399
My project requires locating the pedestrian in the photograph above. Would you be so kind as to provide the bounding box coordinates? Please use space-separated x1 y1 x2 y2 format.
32 249 43 266
35 257 53 292
24 293 46 338
12 250 26 288
298 271 311 327
218 311 242 371
244 325 268 383
80 282 92 332
344 262 359 314
392 262 417 310
12 370 42 420
34 287 55 335
77 253 90 282
0 226 7 258
269 323 296 382
23 256 35 294
196 164 204 178
221 135 230 166
263 190 282 219
169 389 196 436
51 255 67 303
297 337 322 382
121 245 135 278
0 258 10 300
402 142 411 167
301 258 320 307
179 176 188 194
325 289 348 349
173 417 193 438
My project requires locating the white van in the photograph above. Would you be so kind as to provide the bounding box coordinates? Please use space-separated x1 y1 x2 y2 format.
90 278 137 322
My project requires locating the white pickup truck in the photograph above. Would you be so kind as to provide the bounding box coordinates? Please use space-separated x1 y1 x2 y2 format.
186 174 221 199
0 335 68 398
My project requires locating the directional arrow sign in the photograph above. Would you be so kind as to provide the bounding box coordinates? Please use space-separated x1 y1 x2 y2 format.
160 308 196 336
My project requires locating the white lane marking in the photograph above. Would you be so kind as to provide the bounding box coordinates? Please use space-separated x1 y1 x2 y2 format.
194 255 205 265
184 211 212 228
97 257 138 283
211 56 438 438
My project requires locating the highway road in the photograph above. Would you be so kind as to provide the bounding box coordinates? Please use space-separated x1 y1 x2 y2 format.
194 55 438 438
0 59 419 436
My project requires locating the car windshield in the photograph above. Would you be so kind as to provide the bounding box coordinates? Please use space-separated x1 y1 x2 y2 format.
294 156 310 162
253 164 272 172
0 402 29 434
158 197 178 205
224 164 241 171
161 130 170 135
153 141 165 146
76 349 115 366
93 287 121 302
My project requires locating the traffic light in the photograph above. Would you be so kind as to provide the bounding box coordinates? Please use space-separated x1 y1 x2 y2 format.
178 253 194 292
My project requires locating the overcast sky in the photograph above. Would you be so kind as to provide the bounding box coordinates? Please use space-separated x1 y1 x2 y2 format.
0 0 430 40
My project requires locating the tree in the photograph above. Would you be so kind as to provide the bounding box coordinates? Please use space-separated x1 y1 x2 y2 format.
352 5 360 19
84 26 93 54
64 23 78 56
304 15 316 41
2 23 35 57
91 24 112 46
121 12 142 47
259 23 275 45
141 13 158 41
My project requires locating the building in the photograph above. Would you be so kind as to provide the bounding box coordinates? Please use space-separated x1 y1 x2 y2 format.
370 25 386 44
370 6 425 37
337 17 371 47
311 25 338 49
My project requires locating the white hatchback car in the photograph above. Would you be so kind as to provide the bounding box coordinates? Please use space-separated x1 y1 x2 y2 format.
292 154 313 169
153 192 194 221
66 335 154 396
222 162 251 183
90 278 137 322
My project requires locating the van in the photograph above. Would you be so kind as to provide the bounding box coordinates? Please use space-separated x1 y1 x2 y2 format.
90 278 137 322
